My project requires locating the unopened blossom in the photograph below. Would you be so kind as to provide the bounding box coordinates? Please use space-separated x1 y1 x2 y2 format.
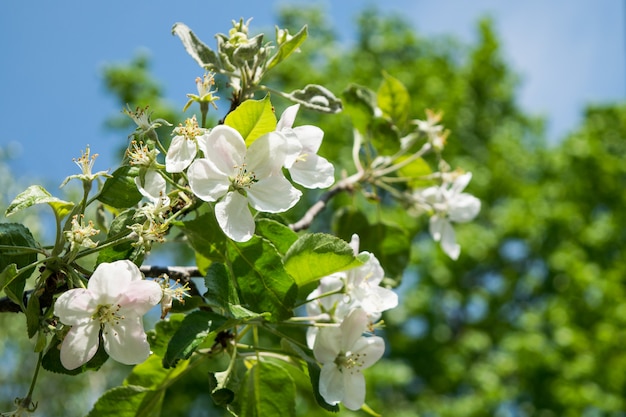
276 104 335 188
417 172 481 260
54 260 162 370
187 125 301 242
165 115 207 173
313 308 385 411
65 214 99 252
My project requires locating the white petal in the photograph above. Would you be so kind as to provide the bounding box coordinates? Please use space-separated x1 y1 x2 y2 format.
306 326 319 350
429 215 446 242
60 321 100 370
276 104 300 131
293 125 324 153
88 260 140 304
165 135 197 173
313 326 342 364
282 130 303 169
289 153 335 189
215 192 255 242
350 335 385 369
117 279 163 315
319 363 344 406
359 286 399 315
188 159 230 202
340 308 369 351
203 125 246 174
135 170 168 205
448 194 481 223
341 371 367 410
246 132 288 177
103 316 151 365
54 288 97 326
440 221 460 260
247 176 302 213
451 172 472 195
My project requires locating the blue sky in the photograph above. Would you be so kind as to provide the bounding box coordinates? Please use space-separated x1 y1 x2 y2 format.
1 1 624 188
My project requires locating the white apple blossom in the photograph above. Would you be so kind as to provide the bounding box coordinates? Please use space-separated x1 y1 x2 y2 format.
276 104 335 189
135 169 170 208
166 115 207 173
187 125 301 242
54 260 162 370
313 308 385 411
417 172 481 260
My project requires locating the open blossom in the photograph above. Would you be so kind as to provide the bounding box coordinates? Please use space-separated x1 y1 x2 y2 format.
313 308 385 411
54 260 162 370
166 115 207 173
276 104 335 189
187 125 301 242
417 172 481 260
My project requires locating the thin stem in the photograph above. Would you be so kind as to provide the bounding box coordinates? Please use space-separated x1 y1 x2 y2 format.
374 142 432 178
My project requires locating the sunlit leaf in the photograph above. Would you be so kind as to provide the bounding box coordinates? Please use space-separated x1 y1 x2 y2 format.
224 95 277 146
266 25 308 71
172 23 220 69
5 185 74 218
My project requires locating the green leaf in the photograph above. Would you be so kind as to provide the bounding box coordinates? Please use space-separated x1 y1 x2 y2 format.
172 23 220 69
228 236 297 321
224 95 277 146
343 83 378 134
96 208 144 265
86 385 162 417
208 372 235 406
287 84 343 114
26 293 40 339
266 25 308 71
163 310 226 368
283 233 363 287
146 313 186 358
204 262 240 314
175 210 227 262
397 155 435 188
255 218 298 256
240 361 296 417
5 185 74 218
370 115 401 156
377 71 411 130
125 354 189 390
97 166 143 209
0 223 38 306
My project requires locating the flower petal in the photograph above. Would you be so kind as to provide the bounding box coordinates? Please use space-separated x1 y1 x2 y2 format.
88 260 141 304
165 135 197 173
340 308 369 352
135 170 169 205
103 316 151 365
54 288 97 326
451 172 472 194
359 286 399 315
246 132 288 177
247 176 302 213
341 371 367 411
448 194 481 223
117 279 163 316
319 363 344 406
289 153 335 189
60 321 100 370
215 192 255 242
313 326 342 364
202 125 246 174
439 220 460 260
350 335 385 369
188 159 230 202
276 104 300 131
293 125 324 153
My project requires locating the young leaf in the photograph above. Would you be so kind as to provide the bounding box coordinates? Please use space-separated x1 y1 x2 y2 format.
377 71 411 130
86 385 160 417
343 83 378 134
163 310 226 368
97 166 143 209
25 292 41 338
5 185 74 218
125 354 189 390
172 23 220 69
240 361 296 417
228 236 297 321
266 25 308 71
0 223 38 306
224 95 277 146
175 210 227 262
146 313 186 358
96 208 144 265
254 218 298 256
283 233 363 287
287 84 343 114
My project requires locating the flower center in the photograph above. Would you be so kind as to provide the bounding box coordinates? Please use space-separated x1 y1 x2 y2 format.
231 163 258 191
335 350 367 374
92 304 124 326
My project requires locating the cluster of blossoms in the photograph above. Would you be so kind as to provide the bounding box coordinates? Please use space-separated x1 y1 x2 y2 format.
305 234 398 410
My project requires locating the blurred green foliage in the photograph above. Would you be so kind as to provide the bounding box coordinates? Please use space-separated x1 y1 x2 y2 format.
3 5 626 417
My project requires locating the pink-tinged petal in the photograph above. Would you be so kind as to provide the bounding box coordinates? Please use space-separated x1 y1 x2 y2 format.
188 159 230 202
439 221 460 260
165 135 197 173
448 194 481 223
319 363 344 406
215 192 255 242
102 316 151 365
293 125 324 153
341 371 367 411
135 170 168 205
313 326 342 364
350 336 385 369
60 321 100 370
247 176 302 213
276 104 300 131
340 308 369 351
117 280 163 315
289 154 335 189
247 132 288 177
203 125 245 174
54 288 97 326
88 260 141 303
